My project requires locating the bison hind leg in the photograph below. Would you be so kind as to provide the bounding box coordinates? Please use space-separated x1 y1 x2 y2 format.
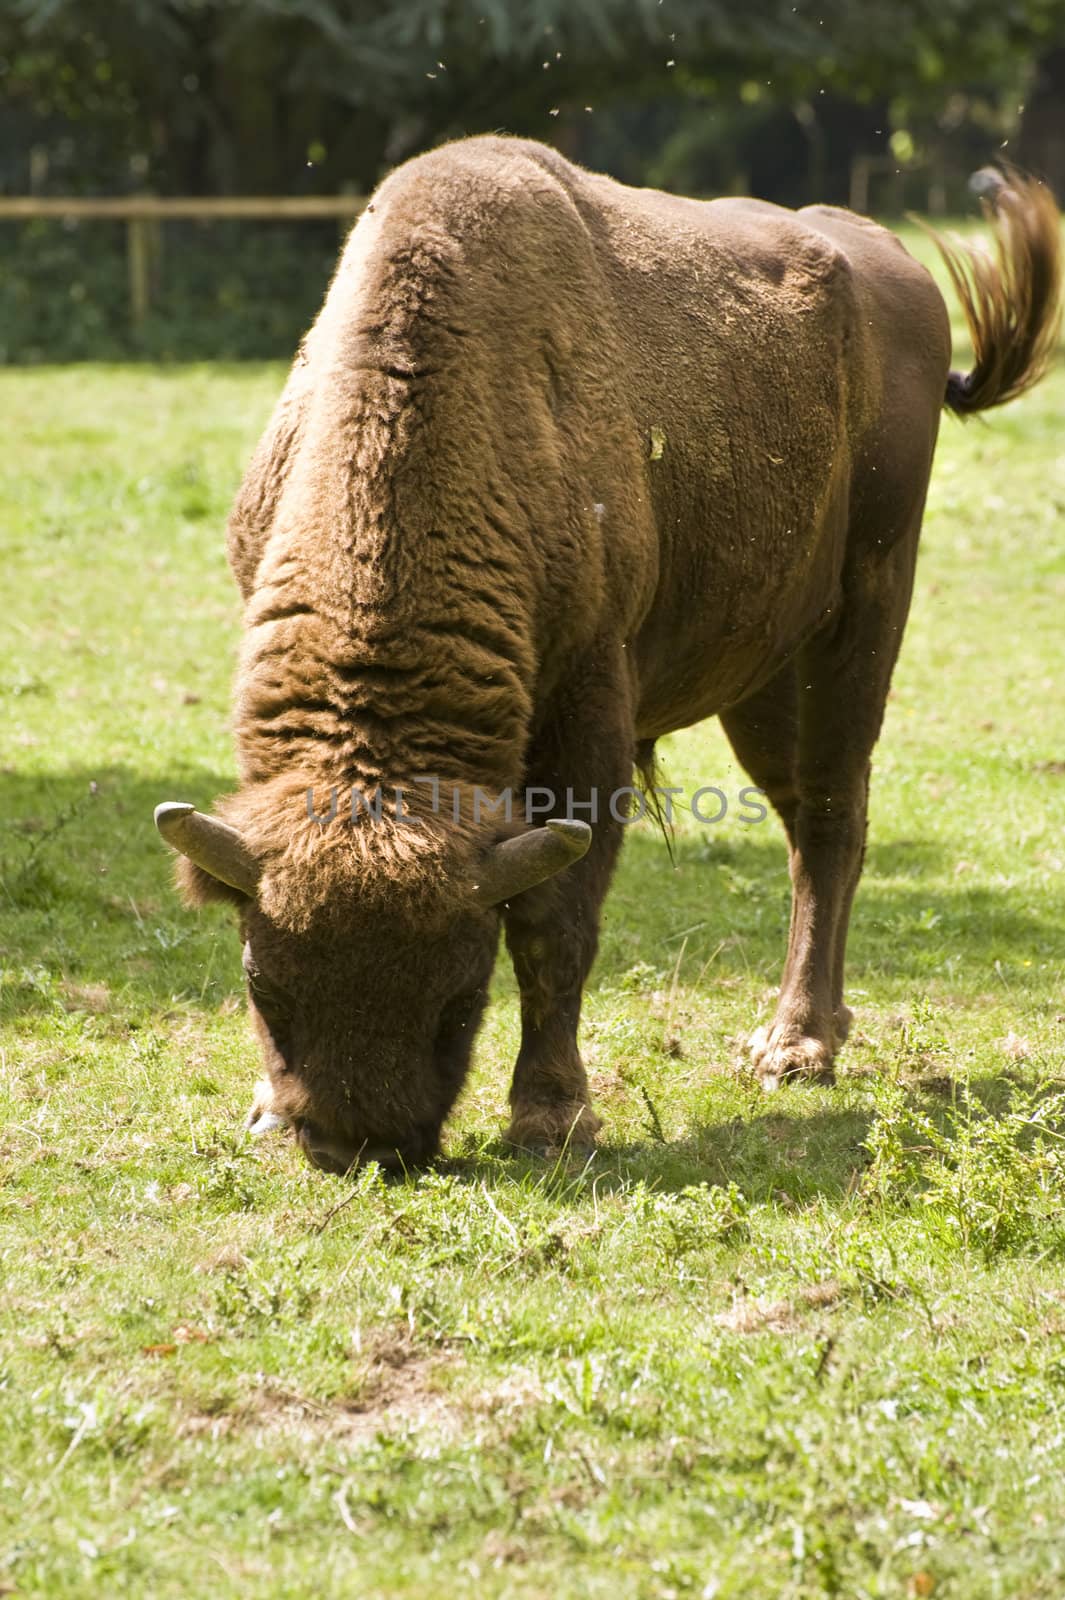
746 1022 838 1091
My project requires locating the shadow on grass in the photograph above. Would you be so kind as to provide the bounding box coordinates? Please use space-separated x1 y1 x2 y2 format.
605 823 1064 992
0 763 240 1021
1 764 1061 1028
407 1067 1055 1202
442 1099 875 1202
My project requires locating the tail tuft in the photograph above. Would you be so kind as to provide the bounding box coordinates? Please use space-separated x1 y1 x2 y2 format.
925 170 1063 416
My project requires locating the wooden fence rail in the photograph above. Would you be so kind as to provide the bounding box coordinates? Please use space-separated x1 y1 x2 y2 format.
0 175 969 330
0 194 368 326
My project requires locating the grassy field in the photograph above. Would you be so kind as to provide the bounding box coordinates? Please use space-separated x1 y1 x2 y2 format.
1 223 1064 1598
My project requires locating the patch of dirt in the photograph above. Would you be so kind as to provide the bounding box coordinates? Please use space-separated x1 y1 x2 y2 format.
799 1280 845 1310
178 1330 470 1448
465 1366 546 1419
715 1298 798 1335
587 1066 630 1103
338 1330 466 1444
480 1531 533 1568
196 1246 250 1274
714 1279 844 1335
59 981 112 1013
177 1336 553 1453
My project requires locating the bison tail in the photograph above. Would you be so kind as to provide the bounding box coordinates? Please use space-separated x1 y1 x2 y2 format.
927 169 1063 416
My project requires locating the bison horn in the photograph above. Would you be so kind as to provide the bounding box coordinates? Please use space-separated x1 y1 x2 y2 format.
472 818 592 908
154 801 260 897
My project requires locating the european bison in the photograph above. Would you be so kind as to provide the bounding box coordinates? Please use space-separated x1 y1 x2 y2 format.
156 138 1062 1174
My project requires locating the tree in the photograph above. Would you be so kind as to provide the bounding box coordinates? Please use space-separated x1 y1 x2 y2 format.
3 0 1064 199
1018 45 1065 191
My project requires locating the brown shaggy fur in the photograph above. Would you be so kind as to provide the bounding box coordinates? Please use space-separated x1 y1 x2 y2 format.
168 138 1062 1173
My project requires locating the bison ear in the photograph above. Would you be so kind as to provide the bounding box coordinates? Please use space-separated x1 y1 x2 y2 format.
471 819 592 909
154 802 260 902
173 856 250 910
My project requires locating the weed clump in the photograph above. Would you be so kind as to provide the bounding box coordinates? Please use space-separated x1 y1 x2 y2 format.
862 1073 1065 1258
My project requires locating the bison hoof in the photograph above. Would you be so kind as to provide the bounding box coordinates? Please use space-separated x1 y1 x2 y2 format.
747 1024 836 1091
246 1080 286 1137
833 1004 854 1046
505 1100 602 1155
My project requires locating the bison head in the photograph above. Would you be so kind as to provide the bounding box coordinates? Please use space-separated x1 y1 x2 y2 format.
154 798 589 1175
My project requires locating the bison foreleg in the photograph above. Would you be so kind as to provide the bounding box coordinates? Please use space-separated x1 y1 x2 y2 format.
503 836 619 1151
502 654 634 1151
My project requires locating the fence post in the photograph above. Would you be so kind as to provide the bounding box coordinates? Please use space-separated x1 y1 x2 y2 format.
0 196 369 336
338 181 360 245
127 215 151 329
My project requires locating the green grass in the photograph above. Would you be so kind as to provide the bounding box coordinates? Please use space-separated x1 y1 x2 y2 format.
2 224 1065 1598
